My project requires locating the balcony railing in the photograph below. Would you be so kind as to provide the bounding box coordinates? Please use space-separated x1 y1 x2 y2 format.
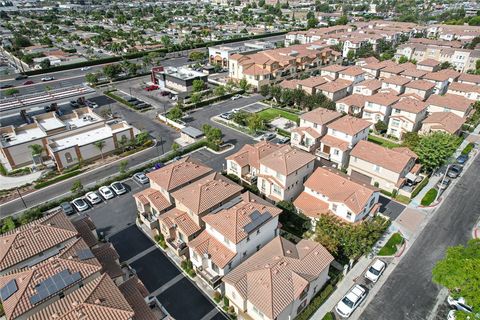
197 266 223 289
166 238 187 256
241 173 257 185
315 149 331 160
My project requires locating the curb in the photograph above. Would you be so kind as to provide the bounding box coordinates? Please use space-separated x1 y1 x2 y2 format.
395 242 407 257
473 228 479 239
418 197 442 209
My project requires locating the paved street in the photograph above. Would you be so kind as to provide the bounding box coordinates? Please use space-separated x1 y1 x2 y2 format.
360 154 480 320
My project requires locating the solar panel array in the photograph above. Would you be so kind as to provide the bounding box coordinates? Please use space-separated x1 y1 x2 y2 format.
0 279 18 301
76 249 94 261
29 269 82 305
243 210 272 233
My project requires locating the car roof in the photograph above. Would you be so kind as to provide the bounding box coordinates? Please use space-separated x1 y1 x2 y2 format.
345 291 360 303
371 259 385 270
351 285 365 297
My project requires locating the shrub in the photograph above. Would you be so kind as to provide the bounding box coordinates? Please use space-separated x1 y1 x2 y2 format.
421 188 438 206
295 284 334 320
461 143 474 155
213 292 222 303
34 170 83 189
322 312 335 320
378 232 404 256
0 163 7 176
223 296 229 307
410 177 429 199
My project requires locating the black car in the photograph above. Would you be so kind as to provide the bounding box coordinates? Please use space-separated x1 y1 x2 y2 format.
0 84 14 89
60 202 75 216
15 74 28 80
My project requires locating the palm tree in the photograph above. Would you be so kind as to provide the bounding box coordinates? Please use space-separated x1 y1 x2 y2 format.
94 140 106 160
28 144 43 165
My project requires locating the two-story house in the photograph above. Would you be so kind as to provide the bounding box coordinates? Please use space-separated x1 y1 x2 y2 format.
447 82 480 101
361 62 387 79
188 192 282 289
317 79 353 101
381 76 411 94
320 64 347 80
352 79 382 96
400 68 428 80
423 71 450 94
417 58 441 72
335 94 368 116
290 108 342 153
317 115 371 168
257 145 316 202
348 140 420 192
420 112 466 136
159 173 243 256
362 92 401 126
226 141 281 184
223 236 333 320
133 157 213 231
426 94 475 118
338 66 366 84
387 97 428 140
403 80 435 100
294 167 380 224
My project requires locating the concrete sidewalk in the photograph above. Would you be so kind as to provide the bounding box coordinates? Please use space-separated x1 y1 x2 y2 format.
0 170 43 190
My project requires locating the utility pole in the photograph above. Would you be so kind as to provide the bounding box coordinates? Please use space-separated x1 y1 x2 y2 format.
16 187 27 209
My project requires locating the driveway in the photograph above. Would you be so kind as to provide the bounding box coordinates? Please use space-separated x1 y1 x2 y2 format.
377 195 406 221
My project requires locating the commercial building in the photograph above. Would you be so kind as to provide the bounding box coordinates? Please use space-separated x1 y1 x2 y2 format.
208 40 275 67
151 66 208 93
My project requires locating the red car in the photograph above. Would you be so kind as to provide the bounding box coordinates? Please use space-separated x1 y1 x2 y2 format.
144 85 159 91
23 80 34 85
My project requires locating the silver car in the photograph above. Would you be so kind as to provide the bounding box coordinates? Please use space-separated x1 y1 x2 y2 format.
133 172 149 184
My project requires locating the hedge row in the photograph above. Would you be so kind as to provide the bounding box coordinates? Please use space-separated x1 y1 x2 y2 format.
23 31 287 76
183 90 245 111
104 90 136 110
34 170 84 189
461 143 474 155
410 176 430 199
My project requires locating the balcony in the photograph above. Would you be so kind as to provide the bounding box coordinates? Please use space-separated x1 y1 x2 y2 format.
166 238 188 256
315 149 331 160
197 266 223 289
241 173 257 185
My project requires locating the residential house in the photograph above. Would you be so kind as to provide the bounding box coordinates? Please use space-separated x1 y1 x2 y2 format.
337 66 366 84
348 140 420 192
362 92 400 125
291 108 342 152
458 73 480 85
422 72 450 94
296 76 329 95
317 79 352 101
447 81 480 101
379 64 408 78
352 79 382 96
223 236 334 320
420 112 465 135
335 94 368 116
320 64 347 80
417 58 441 72
317 115 371 168
426 94 475 118
381 76 411 94
159 173 243 256
400 68 428 80
387 97 428 139
294 167 380 224
403 80 435 100
226 141 281 184
133 157 213 230
257 145 316 202
188 192 282 289
361 62 387 79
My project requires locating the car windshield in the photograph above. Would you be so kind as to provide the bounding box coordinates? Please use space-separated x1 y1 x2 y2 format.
342 297 355 308
61 203 70 209
75 200 85 205
368 266 380 275
113 183 123 189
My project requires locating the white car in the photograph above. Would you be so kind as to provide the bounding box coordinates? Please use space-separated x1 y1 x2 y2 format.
80 66 91 71
335 285 367 318
365 259 386 283
41 76 54 81
85 191 102 205
231 94 241 100
447 296 473 314
448 310 456 320
98 186 115 200
133 172 149 184
110 182 127 195
71 198 89 212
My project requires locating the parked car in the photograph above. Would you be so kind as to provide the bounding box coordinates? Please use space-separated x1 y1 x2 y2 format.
231 94 242 100
110 182 127 195
220 112 233 120
41 76 54 81
277 136 290 144
144 85 159 91
135 103 151 110
71 198 89 212
60 202 75 216
131 100 144 106
127 97 138 103
365 259 386 283
447 296 473 314
160 90 170 96
70 100 79 108
0 84 14 89
98 186 115 199
456 154 468 164
447 165 462 179
80 66 91 71
85 191 102 205
15 74 28 80
436 178 451 190
261 132 276 141
133 172 149 184
335 285 367 318
85 100 99 108
23 80 34 85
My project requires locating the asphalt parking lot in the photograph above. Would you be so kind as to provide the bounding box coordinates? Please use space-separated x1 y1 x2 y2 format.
74 178 227 320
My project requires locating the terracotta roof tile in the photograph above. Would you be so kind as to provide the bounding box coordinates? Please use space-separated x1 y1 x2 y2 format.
119 276 157 320
418 58 440 67
422 112 465 134
320 135 350 151
300 108 342 125
188 231 236 269
423 71 450 82
364 92 400 106
327 115 371 135
297 76 329 88
318 79 352 92
392 97 427 114
448 82 480 94
291 127 322 139
226 141 281 170
159 208 201 237
337 94 368 108
293 192 330 218
400 68 428 78
72 216 98 248
259 145 315 176
383 75 411 86
223 237 333 320
458 73 480 85
321 64 348 73
339 66 365 77
426 94 475 113
354 79 382 91
92 243 123 279
405 79 436 91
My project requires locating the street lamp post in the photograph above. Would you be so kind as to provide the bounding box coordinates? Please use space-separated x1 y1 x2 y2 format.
16 187 27 209
436 164 452 202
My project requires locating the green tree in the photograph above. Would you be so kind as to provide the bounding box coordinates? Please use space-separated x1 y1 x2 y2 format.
94 140 106 160
202 124 223 148
167 105 183 121
161 35 172 49
247 113 265 133
40 59 51 69
192 79 205 92
232 111 250 126
239 78 251 91
214 85 226 97
1 217 16 234
401 132 420 150
172 142 180 152
398 56 409 64
189 51 206 61
4 88 19 96
189 92 202 105
118 135 129 152
85 72 99 85
259 84 270 97
347 50 355 61
374 120 388 133
28 144 43 164
71 180 83 194
102 64 122 81
414 132 460 172
307 17 319 29
135 131 150 146
292 88 306 108
270 85 282 102
336 15 348 25
281 88 294 105
119 160 128 174
432 239 480 318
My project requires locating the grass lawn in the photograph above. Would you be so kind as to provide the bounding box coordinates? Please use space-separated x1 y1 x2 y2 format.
395 194 411 204
368 135 400 149
378 232 404 256
421 188 438 206
256 108 299 123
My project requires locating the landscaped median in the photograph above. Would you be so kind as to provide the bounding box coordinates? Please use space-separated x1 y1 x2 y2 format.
378 232 405 256
421 188 438 206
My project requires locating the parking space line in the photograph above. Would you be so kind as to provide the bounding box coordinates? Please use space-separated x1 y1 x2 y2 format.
198 307 220 320
148 273 184 297
124 245 157 265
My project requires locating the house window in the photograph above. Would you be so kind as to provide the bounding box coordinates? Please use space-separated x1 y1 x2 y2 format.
178 232 185 242
65 152 73 163
256 245 261 251
192 252 198 260
253 306 264 318
242 251 247 258
346 212 352 219
373 165 381 172
228 263 232 270
369 198 375 207
394 109 400 114
333 149 340 156
272 184 282 195
246 235 250 242
212 263 219 273
332 204 337 212
230 162 238 173
391 119 400 127
257 228 261 235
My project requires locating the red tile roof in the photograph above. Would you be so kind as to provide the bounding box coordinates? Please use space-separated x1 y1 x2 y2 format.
119 276 157 320
260 145 315 176
422 112 465 134
188 231 236 269
300 108 342 125
426 94 475 113
226 141 281 169
159 208 201 237
392 97 427 114
327 115 371 135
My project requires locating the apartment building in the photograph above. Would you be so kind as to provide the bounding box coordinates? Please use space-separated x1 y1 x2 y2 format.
295 167 380 224
291 108 342 153
134 157 213 230
447 81 480 101
420 112 465 135
226 141 281 184
228 43 339 89
0 108 135 172
403 80 435 100
188 192 282 289
348 140 420 192
426 94 475 118
257 145 316 202
223 236 334 320
317 115 371 168
362 92 401 125
387 97 428 140
159 173 243 256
